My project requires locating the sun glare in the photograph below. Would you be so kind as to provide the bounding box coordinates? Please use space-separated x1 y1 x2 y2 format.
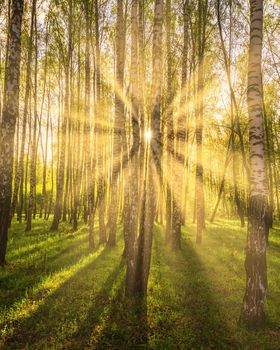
145 128 152 143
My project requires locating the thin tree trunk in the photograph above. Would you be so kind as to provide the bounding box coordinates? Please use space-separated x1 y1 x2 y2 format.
41 86 50 219
10 0 35 223
26 1 38 231
263 102 273 229
0 0 24 265
195 0 207 244
216 0 249 178
165 0 174 246
72 29 82 231
84 0 95 249
46 118 54 220
137 0 163 296
50 1 72 231
107 0 126 246
94 0 106 245
232 142 245 227
210 133 232 223
125 0 140 295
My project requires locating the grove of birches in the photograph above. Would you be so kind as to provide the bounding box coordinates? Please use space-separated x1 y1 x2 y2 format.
0 0 280 349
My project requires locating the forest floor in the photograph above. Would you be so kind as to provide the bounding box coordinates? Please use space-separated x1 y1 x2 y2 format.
0 219 280 349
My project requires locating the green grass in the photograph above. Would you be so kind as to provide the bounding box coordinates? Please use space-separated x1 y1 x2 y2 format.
0 218 280 349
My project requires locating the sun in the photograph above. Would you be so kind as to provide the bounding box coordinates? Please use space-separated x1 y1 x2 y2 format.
144 128 152 143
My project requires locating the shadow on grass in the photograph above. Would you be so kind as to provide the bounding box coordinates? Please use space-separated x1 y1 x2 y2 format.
0 232 89 309
268 228 280 251
180 238 238 348
7 220 88 259
7 219 89 261
95 289 148 350
2 244 119 349
64 263 148 350
149 227 241 349
3 240 149 350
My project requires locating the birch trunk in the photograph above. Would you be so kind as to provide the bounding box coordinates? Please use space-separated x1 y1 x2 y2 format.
11 0 35 223
26 0 38 231
125 0 140 295
0 0 23 265
107 0 125 246
95 0 106 245
84 0 95 249
195 0 206 244
50 1 72 231
138 0 163 296
240 0 268 328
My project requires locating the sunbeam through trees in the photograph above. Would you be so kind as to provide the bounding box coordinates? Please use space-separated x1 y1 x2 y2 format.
0 0 280 348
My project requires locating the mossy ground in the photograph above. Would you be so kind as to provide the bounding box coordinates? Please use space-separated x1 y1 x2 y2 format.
0 219 280 349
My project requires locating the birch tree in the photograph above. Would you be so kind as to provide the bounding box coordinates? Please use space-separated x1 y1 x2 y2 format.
240 0 269 328
0 0 24 265
107 0 126 246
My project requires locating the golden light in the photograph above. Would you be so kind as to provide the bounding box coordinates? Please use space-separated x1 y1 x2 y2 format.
144 128 152 143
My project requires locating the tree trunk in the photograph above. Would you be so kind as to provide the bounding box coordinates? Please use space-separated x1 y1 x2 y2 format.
107 0 126 246
216 0 249 179
137 0 163 296
240 0 268 328
165 0 174 246
42 86 50 219
94 0 107 245
26 0 38 231
0 0 24 265
72 29 82 231
172 0 189 250
125 0 140 296
50 1 72 231
84 0 95 249
232 144 245 227
10 0 35 223
210 134 232 223
195 0 207 244
263 103 273 229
